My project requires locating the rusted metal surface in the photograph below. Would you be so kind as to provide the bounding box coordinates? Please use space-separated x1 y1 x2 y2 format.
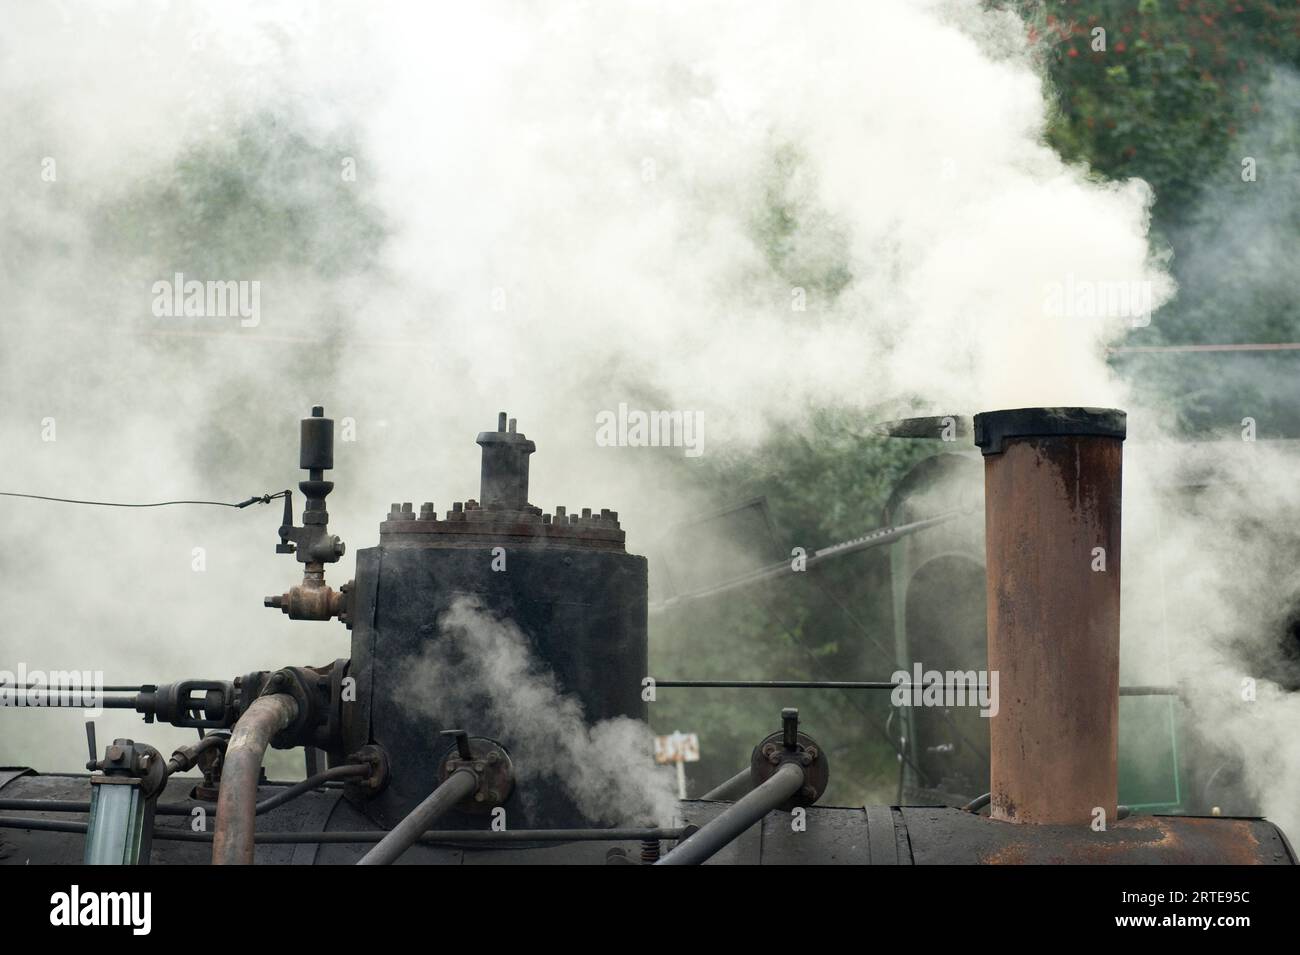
902 807 1296 865
264 566 349 621
976 408 1125 825
212 693 298 865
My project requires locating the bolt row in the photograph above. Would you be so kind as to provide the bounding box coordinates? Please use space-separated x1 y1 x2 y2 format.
385 501 620 526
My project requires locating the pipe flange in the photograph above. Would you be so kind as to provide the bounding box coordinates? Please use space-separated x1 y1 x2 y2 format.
264 666 335 750
346 744 390 796
323 658 349 749
438 737 513 814
751 731 828 809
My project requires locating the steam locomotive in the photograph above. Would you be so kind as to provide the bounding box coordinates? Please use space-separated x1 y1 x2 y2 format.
0 407 1292 865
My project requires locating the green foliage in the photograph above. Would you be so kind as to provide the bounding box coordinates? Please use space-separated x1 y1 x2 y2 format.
98 110 385 278
92 111 388 472
1007 0 1300 433
1012 0 1300 228
749 143 855 303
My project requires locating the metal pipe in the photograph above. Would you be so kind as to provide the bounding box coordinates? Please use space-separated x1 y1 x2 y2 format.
0 816 686 844
0 799 94 813
651 510 968 612
656 761 804 866
212 693 298 865
0 683 144 693
356 769 478 865
700 768 754 801
0 695 139 709
1118 685 1180 697
962 792 991 813
975 407 1125 825
252 763 369 814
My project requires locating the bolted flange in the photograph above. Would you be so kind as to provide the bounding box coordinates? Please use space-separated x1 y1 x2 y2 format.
437 733 514 814
749 708 829 809
346 744 391 796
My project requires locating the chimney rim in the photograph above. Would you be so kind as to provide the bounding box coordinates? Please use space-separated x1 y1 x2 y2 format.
973 406 1126 456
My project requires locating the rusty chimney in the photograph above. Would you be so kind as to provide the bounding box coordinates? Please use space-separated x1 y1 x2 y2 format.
973 407 1125 825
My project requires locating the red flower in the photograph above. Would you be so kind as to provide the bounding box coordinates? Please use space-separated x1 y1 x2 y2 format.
1068 47 1079 58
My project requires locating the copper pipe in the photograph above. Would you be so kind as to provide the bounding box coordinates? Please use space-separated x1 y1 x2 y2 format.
211 693 298 864
975 408 1125 825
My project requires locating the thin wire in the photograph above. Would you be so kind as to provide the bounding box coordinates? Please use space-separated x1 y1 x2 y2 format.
0 490 288 509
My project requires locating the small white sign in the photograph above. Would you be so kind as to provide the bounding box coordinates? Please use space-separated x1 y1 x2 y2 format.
654 731 700 765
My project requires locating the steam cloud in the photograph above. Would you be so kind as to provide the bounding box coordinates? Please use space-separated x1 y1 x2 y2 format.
0 1 1295 833
398 597 678 826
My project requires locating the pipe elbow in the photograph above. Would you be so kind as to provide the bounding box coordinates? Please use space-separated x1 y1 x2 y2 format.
211 693 298 865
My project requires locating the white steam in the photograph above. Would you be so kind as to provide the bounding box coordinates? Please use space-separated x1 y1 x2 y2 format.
0 0 1294 835
399 597 678 825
